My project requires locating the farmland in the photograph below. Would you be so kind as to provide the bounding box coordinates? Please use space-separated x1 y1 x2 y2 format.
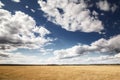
0 65 120 80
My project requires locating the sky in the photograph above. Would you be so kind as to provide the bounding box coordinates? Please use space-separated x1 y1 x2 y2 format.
0 0 120 64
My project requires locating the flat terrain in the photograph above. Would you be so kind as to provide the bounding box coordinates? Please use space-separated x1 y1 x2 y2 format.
0 65 120 80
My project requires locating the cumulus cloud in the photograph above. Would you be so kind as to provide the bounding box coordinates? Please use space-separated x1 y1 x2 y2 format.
0 9 53 51
96 0 117 12
96 0 110 11
0 1 4 8
111 4 118 12
38 0 103 33
11 0 20 3
31 9 36 13
0 51 43 64
86 53 120 64
54 45 88 59
92 10 98 17
0 52 9 58
33 26 51 37
54 35 120 59
39 48 53 55
25 5 29 9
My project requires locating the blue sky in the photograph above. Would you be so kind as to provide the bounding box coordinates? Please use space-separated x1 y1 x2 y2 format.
0 0 120 64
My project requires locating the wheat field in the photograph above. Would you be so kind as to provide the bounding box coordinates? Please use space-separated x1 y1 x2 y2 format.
0 65 120 80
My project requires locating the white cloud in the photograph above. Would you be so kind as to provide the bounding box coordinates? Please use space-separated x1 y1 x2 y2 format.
86 52 120 64
92 10 98 16
42 52 120 64
0 1 4 8
25 6 36 13
25 5 29 9
54 35 120 59
0 51 43 64
114 53 120 58
96 0 110 11
96 0 118 12
12 0 20 3
54 45 88 59
0 9 53 51
39 47 53 55
108 35 120 51
31 9 35 13
33 26 51 37
84 56 120 64
111 4 117 12
38 0 103 33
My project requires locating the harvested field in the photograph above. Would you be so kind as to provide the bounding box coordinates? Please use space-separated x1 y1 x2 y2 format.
0 66 120 80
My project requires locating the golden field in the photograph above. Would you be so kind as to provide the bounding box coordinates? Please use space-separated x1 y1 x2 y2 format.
0 65 120 80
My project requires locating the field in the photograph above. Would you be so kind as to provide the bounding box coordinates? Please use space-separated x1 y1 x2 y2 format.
0 65 120 80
